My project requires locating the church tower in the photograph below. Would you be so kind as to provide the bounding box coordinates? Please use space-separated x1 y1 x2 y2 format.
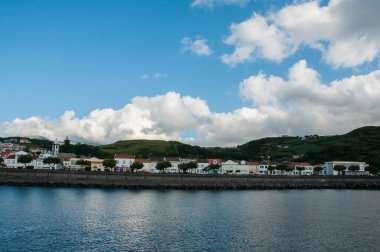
52 138 60 157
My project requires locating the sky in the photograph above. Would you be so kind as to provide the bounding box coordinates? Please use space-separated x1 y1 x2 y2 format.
0 0 380 146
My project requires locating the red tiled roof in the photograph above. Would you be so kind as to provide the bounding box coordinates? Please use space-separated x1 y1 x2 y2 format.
135 159 150 163
208 159 222 164
165 157 180 162
7 155 16 159
0 150 12 157
289 162 312 166
114 154 135 159
247 162 259 165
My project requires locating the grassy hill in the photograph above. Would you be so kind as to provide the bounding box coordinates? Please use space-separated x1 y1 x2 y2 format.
99 126 380 165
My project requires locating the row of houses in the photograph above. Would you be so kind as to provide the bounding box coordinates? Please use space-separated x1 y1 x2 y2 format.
62 154 368 176
1 144 369 176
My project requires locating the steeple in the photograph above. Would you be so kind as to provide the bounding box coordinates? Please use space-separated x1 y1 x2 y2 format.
52 138 60 157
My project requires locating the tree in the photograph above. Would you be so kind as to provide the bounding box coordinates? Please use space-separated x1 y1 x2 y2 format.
314 166 323 175
156 161 172 173
61 137 73 153
334 165 346 175
130 161 144 172
178 162 198 173
103 159 117 172
267 165 276 175
0 157 4 168
365 165 378 175
76 159 91 171
17 155 33 168
296 166 305 175
348 165 360 174
43 157 61 170
276 164 289 175
208 164 221 174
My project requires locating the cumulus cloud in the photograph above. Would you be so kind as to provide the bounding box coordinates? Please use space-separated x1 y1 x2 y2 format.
191 0 249 9
2 61 380 146
181 37 212 56
222 0 380 67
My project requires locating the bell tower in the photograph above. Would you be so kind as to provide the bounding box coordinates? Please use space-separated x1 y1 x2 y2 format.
52 138 60 157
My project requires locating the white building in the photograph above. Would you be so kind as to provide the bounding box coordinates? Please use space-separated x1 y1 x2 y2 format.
325 161 368 175
258 161 276 175
288 162 314 176
148 157 164 173
221 160 250 174
135 159 153 173
5 151 31 168
33 153 57 170
114 154 135 172
164 157 180 173
196 159 210 174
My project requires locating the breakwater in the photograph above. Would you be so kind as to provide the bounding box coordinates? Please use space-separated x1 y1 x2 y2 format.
1 169 379 189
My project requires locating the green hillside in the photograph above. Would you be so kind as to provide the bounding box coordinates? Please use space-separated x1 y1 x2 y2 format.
100 140 204 158
100 126 380 165
2 126 379 165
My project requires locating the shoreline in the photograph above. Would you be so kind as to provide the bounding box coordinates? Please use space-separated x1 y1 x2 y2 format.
1 169 379 190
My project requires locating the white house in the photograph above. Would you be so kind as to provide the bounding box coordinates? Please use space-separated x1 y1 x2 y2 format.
196 159 209 174
33 153 57 170
149 157 165 173
221 160 250 174
114 154 135 172
288 162 314 176
247 162 259 174
135 159 153 173
5 151 31 168
258 161 276 175
325 161 368 175
164 157 180 173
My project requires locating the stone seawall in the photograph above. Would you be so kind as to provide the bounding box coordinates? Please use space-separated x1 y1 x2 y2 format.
1 169 379 190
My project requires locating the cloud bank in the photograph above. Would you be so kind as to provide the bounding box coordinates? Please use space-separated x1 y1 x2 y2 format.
222 0 380 67
2 60 380 146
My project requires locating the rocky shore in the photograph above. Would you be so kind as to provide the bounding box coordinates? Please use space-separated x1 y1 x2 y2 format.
1 169 379 190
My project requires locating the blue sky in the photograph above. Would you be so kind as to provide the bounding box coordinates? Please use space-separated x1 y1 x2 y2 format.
1 0 380 146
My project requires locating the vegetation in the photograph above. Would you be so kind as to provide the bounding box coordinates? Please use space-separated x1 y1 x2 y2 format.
130 161 144 172
0 157 4 168
296 166 305 175
17 155 33 168
365 165 379 175
2 126 380 168
98 126 380 166
155 161 172 173
348 165 360 174
334 165 346 175
43 157 62 169
267 165 276 175
103 159 117 171
178 162 198 173
76 159 91 171
314 166 323 174
207 164 221 174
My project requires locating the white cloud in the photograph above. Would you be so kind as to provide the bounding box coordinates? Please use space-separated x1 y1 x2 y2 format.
222 0 380 67
181 37 212 56
221 14 296 66
2 61 380 146
140 73 167 80
191 0 249 9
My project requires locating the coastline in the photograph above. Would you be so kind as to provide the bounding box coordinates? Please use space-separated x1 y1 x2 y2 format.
1 168 380 190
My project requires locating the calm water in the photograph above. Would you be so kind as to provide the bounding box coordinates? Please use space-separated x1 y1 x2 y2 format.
0 186 379 251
